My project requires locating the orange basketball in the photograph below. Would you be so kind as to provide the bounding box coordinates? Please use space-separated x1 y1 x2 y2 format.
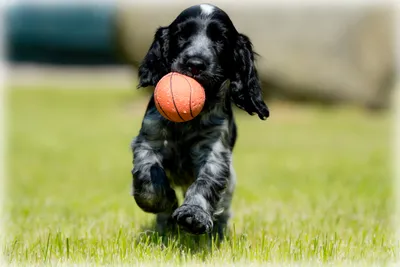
154 72 206 122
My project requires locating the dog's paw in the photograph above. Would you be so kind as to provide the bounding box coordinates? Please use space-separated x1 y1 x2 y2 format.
172 204 213 235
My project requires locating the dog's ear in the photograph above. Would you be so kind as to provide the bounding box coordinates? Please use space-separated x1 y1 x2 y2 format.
230 34 269 120
137 27 170 88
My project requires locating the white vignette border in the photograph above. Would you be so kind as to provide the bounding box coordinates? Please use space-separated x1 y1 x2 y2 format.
0 0 399 266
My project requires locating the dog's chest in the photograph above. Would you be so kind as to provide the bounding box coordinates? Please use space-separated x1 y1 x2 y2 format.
141 106 229 186
160 124 197 161
159 126 200 186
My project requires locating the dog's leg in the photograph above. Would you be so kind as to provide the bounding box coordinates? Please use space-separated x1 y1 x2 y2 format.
212 164 236 241
131 136 178 217
172 139 231 235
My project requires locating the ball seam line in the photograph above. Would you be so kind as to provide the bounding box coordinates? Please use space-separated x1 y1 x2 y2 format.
182 75 194 118
155 95 172 121
170 72 185 122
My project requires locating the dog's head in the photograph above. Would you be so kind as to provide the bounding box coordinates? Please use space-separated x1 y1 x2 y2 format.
137 4 269 120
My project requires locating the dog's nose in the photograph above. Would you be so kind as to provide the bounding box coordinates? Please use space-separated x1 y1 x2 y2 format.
186 57 206 75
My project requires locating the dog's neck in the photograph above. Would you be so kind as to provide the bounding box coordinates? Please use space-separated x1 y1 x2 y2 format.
202 79 232 111
192 80 233 128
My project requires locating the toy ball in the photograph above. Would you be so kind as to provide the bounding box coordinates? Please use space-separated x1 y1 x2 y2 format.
154 72 206 122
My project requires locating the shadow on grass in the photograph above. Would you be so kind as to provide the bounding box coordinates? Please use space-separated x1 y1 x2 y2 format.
134 219 232 259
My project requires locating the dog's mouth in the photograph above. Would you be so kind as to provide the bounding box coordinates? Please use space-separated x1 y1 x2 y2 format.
171 69 207 86
170 58 220 88
170 60 224 89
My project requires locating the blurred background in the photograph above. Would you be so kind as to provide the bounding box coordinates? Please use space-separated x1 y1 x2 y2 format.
3 1 399 264
5 0 397 108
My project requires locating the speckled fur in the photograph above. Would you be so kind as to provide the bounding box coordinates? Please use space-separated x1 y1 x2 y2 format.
130 4 269 239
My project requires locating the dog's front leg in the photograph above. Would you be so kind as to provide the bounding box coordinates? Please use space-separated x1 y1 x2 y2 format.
172 139 231 235
131 136 178 215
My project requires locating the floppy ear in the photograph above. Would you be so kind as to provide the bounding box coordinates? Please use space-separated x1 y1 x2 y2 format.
230 34 270 120
137 27 170 88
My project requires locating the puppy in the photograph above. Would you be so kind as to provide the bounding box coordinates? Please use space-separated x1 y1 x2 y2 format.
131 3 269 239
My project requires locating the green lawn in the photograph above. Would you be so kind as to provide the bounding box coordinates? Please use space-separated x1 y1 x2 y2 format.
2 87 397 266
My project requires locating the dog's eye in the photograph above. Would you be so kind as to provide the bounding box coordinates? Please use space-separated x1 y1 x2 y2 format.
207 22 226 42
176 21 197 40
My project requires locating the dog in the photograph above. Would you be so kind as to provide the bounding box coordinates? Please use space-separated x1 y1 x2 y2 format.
130 3 269 239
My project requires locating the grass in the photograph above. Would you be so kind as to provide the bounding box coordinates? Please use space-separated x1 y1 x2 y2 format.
2 86 398 266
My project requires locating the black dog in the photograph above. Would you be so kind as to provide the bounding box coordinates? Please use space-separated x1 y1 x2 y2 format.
131 4 269 239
